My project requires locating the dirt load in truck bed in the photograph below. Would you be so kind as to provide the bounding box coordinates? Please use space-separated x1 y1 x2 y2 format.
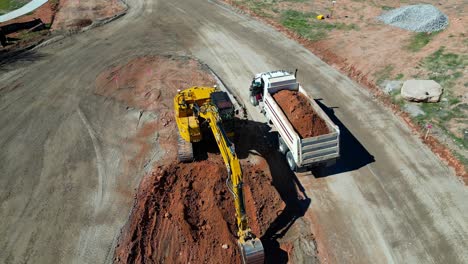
273 90 329 138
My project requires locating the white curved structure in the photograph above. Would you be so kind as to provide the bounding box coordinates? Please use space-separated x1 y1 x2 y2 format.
0 0 48 23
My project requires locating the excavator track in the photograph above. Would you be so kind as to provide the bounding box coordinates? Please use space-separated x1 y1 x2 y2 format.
239 238 264 264
177 134 194 162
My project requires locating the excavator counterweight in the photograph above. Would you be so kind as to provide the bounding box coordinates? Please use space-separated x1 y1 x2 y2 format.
174 86 264 264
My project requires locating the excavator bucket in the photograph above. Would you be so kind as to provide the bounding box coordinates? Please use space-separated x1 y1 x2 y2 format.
239 238 264 264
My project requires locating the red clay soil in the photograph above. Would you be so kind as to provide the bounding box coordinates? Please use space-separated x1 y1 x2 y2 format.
113 156 284 264
273 90 329 138
52 0 126 31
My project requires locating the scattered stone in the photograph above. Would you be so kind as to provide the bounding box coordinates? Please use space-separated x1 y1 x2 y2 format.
401 80 443 102
380 80 403 94
404 103 425 117
377 4 449 32
164 212 171 218
221 244 229 249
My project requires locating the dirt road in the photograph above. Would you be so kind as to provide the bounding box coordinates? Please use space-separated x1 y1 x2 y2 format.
0 0 467 263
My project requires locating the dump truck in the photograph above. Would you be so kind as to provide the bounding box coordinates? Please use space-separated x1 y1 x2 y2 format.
249 70 340 172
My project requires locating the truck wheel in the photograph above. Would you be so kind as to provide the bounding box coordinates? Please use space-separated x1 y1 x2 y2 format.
278 136 288 154
286 151 297 172
250 95 258 106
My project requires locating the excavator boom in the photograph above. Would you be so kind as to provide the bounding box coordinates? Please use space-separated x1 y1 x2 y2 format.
198 106 264 264
174 87 264 264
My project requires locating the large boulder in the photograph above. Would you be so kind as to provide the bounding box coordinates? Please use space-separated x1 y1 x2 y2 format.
401 80 443 102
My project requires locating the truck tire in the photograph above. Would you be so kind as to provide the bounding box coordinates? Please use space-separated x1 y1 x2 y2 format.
278 136 288 154
177 134 194 163
286 151 297 172
250 95 259 106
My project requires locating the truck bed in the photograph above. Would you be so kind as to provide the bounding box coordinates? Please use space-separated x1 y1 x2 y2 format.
264 84 340 168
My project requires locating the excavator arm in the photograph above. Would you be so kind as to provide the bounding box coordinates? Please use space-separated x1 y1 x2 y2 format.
198 104 264 264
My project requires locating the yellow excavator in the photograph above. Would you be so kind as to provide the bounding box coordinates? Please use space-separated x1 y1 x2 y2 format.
174 86 264 264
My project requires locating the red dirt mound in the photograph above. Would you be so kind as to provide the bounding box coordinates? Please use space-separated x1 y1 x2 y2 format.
273 90 329 138
113 156 284 264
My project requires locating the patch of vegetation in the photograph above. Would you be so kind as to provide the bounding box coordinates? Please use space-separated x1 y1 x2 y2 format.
18 29 46 41
374 64 394 85
395 73 404 80
422 46 467 88
407 47 468 160
381 6 393 11
405 31 440 52
0 0 28 14
235 0 274 18
280 0 307 2
423 47 466 72
280 10 359 41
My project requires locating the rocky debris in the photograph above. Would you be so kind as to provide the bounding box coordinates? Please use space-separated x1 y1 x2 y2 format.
222 244 229 249
273 90 329 138
401 80 443 102
404 103 425 117
380 80 403 94
377 4 448 32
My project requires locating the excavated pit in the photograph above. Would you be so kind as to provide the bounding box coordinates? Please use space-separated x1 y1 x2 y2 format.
273 90 329 138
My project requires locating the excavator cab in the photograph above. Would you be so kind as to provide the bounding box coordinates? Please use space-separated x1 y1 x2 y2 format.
210 91 235 137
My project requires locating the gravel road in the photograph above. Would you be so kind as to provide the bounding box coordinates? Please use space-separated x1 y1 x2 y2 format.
0 0 467 263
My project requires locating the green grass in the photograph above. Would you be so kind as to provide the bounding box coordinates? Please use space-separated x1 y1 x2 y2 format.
408 47 468 158
422 47 467 89
381 6 393 11
423 47 467 73
374 64 394 85
280 10 359 41
0 0 28 14
405 31 440 52
235 0 274 18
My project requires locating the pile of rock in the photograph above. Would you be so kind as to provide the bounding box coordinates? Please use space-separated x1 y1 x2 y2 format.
401 80 443 103
377 4 449 32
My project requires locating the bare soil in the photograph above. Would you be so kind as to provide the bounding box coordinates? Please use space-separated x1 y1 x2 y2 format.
95 55 217 112
273 90 329 138
52 0 126 31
